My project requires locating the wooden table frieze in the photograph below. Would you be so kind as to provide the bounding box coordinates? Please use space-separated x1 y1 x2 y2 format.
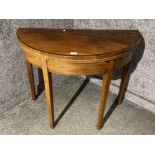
17 29 140 130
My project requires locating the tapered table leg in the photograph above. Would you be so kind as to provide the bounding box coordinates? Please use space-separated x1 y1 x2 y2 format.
97 69 113 130
116 62 130 105
41 58 54 129
25 59 36 100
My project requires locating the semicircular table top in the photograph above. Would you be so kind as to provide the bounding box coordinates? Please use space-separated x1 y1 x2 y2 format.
17 28 140 56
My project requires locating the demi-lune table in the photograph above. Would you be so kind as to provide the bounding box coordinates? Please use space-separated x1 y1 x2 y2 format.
17 29 140 130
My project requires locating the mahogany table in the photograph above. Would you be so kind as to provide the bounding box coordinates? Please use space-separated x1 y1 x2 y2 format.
17 29 140 130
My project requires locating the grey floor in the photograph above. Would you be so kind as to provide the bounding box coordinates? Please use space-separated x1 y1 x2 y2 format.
0 76 155 134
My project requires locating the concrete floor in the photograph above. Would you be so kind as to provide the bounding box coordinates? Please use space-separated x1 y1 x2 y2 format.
0 76 155 134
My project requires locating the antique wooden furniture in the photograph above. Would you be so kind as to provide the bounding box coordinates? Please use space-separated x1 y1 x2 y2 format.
17 29 140 130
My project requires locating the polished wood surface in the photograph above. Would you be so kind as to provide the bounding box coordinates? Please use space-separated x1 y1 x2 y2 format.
17 28 141 130
17 29 140 56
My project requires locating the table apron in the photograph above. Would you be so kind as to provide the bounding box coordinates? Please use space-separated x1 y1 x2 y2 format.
23 49 133 76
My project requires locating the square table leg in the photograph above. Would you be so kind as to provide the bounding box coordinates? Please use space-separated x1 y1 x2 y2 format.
25 59 36 100
116 62 130 105
97 68 113 130
41 57 54 129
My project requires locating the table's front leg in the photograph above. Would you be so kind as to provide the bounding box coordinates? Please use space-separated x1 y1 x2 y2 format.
97 64 113 130
25 59 36 100
41 57 54 129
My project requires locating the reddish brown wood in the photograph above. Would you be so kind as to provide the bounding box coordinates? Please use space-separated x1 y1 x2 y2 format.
25 59 36 100
41 57 54 128
17 29 140 56
116 61 130 105
97 62 113 130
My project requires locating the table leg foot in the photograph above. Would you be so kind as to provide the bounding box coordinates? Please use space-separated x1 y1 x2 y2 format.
50 124 54 129
96 124 102 130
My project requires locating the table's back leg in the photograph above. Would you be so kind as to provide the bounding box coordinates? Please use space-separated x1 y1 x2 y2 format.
116 61 130 105
97 67 113 130
41 57 54 129
25 59 36 100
